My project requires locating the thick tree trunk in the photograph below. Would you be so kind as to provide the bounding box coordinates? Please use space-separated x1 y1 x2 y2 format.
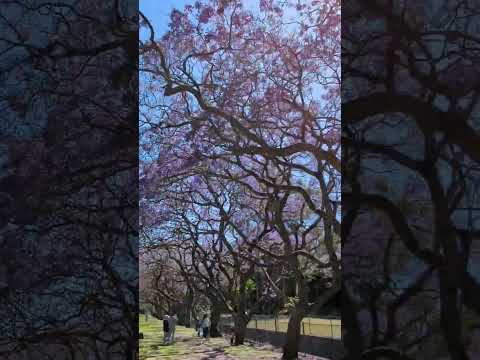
343 287 364 359
210 302 222 337
434 196 468 360
282 306 305 360
183 289 194 328
233 314 248 345
439 268 468 360
281 251 307 359
151 302 163 319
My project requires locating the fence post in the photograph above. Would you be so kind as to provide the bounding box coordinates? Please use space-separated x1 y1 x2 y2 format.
330 318 334 339
302 321 305 335
275 317 278 332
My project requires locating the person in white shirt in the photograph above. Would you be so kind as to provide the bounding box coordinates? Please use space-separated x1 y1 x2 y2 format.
196 318 202 337
201 314 210 339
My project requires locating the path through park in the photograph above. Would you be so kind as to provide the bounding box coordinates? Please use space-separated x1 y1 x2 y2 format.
139 317 329 360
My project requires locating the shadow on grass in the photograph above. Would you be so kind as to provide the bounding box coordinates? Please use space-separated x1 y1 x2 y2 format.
200 347 227 360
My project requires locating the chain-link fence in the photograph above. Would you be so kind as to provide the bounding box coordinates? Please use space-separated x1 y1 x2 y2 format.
219 314 341 339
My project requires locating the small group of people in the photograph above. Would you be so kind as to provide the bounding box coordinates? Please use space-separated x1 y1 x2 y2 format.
162 313 211 344
195 314 211 339
162 314 177 345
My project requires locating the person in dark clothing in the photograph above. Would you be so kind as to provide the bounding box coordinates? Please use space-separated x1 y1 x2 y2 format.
163 315 170 344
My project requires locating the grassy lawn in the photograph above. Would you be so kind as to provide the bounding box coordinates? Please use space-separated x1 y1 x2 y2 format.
139 316 286 360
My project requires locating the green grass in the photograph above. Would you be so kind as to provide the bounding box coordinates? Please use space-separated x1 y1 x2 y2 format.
139 316 284 360
139 317 201 359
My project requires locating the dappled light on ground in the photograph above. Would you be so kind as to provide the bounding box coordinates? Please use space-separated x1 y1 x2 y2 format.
139 317 330 360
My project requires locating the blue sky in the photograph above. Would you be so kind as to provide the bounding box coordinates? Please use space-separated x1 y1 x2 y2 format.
139 0 191 39
139 0 266 40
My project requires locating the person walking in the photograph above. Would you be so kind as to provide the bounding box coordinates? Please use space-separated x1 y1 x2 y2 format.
169 314 178 343
201 314 210 339
163 315 170 344
196 318 202 337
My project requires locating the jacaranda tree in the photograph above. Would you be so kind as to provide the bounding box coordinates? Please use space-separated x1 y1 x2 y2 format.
139 1 340 358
